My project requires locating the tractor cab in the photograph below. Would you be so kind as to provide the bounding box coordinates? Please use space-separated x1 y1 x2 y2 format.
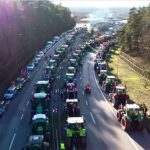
103 75 117 93
99 70 107 84
35 81 50 94
31 93 50 114
32 114 49 135
67 67 76 75
48 59 57 72
69 59 77 67
65 83 77 99
117 104 144 131
99 62 107 72
111 86 128 109
22 135 49 150
65 117 87 149
64 99 80 117
64 73 76 84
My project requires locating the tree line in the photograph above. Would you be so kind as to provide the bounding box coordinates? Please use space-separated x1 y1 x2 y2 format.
117 5 150 66
0 0 75 93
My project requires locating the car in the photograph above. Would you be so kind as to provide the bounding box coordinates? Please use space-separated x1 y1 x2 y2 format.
27 63 35 72
3 86 17 100
33 58 39 66
39 51 44 58
16 77 26 91
0 101 9 117
35 54 42 61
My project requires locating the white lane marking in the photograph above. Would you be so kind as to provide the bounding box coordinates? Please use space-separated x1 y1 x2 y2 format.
92 58 139 150
90 112 96 124
80 77 81 80
20 114 24 120
56 129 59 150
92 63 116 117
86 100 88 106
82 91 84 95
9 133 16 150
126 135 139 150
26 101 29 106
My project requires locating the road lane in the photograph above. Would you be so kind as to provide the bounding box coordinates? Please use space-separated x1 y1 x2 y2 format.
77 52 150 150
0 38 65 150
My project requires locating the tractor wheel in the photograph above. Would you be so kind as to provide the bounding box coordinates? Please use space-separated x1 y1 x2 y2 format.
116 110 122 122
45 132 50 142
121 117 131 131
137 121 144 131
65 137 72 150
80 136 87 149
113 98 119 109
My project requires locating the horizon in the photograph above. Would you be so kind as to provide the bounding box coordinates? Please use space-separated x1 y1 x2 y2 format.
52 0 150 8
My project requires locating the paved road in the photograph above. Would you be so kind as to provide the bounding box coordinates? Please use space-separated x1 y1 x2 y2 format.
0 37 65 150
1 34 150 150
76 51 150 150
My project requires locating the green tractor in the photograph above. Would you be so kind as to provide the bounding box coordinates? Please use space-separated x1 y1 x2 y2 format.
67 66 76 76
64 99 80 117
117 104 144 131
69 59 78 68
32 114 50 141
22 135 50 150
31 93 50 118
65 117 87 149
102 75 117 93
35 80 51 95
98 70 107 85
47 59 57 73
60 45 69 55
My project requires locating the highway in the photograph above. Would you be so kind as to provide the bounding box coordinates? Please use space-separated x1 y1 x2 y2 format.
76 51 150 150
0 37 65 150
0 32 150 150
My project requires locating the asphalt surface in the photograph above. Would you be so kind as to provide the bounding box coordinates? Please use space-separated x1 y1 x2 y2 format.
76 51 150 150
0 33 150 150
0 37 65 150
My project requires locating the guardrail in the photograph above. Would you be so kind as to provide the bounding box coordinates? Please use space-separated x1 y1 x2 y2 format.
119 51 150 82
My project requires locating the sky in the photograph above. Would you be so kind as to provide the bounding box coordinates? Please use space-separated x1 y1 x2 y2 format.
52 0 150 8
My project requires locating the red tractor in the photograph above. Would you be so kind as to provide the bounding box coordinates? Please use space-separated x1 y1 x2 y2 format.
64 83 78 100
109 85 129 109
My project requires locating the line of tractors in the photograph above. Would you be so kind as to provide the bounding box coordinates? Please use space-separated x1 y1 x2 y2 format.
94 35 146 131
21 28 83 150
21 27 100 150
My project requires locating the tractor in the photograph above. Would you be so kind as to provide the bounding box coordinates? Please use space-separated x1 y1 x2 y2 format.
47 59 57 73
109 86 129 109
35 80 51 95
32 114 50 141
98 61 107 74
98 71 107 85
64 99 80 117
102 75 117 93
22 135 49 150
69 59 78 68
84 84 91 94
67 66 76 76
65 117 87 149
64 83 78 100
31 93 50 119
117 104 144 131
64 73 76 87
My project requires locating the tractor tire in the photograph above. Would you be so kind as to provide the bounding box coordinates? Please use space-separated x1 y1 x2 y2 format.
80 136 87 149
65 137 72 150
116 110 123 122
121 117 131 131
114 98 119 109
137 121 144 131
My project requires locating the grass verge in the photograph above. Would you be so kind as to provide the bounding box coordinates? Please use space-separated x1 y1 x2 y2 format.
108 48 150 131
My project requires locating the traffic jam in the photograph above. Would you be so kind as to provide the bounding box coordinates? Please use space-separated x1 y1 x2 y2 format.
1 27 147 150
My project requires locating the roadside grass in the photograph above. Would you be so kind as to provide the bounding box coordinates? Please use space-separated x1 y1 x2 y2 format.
108 48 150 109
